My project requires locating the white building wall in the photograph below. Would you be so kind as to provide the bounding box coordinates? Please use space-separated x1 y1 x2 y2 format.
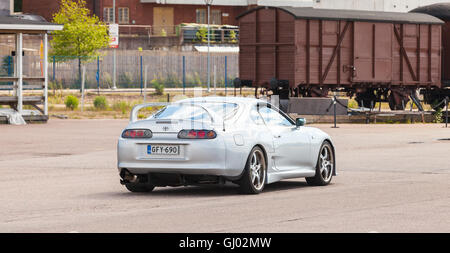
314 0 450 12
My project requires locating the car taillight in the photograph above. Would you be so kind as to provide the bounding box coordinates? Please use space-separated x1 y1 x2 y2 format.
178 130 217 139
122 129 152 139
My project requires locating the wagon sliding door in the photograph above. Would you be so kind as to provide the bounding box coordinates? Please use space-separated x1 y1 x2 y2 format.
238 8 295 87
352 22 393 83
295 19 354 87
391 24 441 86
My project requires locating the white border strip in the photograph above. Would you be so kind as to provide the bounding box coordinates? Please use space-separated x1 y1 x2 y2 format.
0 24 63 31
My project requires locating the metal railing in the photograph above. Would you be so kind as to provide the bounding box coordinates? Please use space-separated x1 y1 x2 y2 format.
109 24 239 43
111 24 178 37
116 25 152 37
180 27 239 44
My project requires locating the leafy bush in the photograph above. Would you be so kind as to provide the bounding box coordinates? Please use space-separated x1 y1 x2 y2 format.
433 108 444 123
347 99 359 109
93 96 108 110
49 81 57 91
165 73 182 88
196 26 208 43
186 72 202 87
228 30 237 43
119 72 134 88
112 101 131 115
151 79 165 95
102 72 112 89
65 95 79 110
49 80 64 96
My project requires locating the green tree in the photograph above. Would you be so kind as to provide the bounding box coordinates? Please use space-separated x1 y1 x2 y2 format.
50 0 109 91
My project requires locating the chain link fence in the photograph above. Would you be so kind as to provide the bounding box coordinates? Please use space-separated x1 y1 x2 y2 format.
1 51 239 89
49 51 238 90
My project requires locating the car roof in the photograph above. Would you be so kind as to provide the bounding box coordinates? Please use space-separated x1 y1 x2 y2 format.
176 96 265 105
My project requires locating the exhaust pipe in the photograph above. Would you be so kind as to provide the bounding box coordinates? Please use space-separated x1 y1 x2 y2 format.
120 169 139 184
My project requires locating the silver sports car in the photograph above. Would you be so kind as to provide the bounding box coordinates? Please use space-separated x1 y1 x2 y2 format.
117 97 336 194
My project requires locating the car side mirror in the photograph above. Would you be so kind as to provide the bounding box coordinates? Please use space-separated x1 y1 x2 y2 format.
296 118 306 127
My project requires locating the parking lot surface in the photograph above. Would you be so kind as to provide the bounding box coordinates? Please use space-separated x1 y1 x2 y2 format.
0 120 449 232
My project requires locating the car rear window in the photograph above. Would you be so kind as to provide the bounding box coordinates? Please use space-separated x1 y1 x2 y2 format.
149 102 238 121
200 103 239 119
150 104 212 121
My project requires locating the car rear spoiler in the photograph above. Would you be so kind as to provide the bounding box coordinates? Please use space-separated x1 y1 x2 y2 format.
130 103 169 123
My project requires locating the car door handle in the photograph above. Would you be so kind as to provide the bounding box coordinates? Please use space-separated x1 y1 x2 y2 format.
274 135 281 138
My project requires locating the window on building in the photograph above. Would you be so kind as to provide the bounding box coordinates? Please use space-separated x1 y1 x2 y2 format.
211 10 221 25
118 7 129 24
196 9 221 25
196 9 206 24
14 0 23 13
103 7 113 23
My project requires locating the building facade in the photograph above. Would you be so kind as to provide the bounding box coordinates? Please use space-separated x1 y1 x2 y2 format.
20 0 312 26
17 0 450 25
314 0 450 12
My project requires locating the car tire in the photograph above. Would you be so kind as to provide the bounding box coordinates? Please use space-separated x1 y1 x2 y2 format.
306 141 335 186
239 146 267 194
125 183 155 193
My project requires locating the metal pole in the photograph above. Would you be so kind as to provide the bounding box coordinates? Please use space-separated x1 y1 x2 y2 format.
207 3 211 93
140 55 143 95
81 66 86 112
213 63 216 95
7 56 11 76
143 65 148 103
97 56 100 95
17 33 23 114
44 33 49 116
331 95 339 128
224 55 227 96
112 0 117 90
52 55 55 81
182 55 186 95
446 97 448 128
333 96 337 128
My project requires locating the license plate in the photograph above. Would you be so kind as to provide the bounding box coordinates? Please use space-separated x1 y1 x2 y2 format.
147 145 180 156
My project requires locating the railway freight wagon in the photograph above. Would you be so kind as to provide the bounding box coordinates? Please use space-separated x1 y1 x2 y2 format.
412 3 450 108
235 6 444 110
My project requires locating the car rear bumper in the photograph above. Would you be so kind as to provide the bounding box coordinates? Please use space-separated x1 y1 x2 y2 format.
117 136 243 178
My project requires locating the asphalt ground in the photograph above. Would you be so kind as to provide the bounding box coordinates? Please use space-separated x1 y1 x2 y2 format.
0 120 449 232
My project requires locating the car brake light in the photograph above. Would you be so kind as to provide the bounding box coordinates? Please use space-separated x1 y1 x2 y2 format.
178 130 217 139
122 129 152 139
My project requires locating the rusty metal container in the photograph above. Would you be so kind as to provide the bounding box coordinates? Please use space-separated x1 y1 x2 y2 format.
237 7 443 93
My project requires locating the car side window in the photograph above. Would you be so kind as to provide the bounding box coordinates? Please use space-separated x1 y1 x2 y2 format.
258 105 294 127
250 107 264 125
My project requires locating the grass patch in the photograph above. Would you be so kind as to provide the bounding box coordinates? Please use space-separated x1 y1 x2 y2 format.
112 101 131 115
46 89 256 119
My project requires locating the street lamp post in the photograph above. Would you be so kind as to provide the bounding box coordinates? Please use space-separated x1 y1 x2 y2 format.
205 0 213 93
112 0 117 90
